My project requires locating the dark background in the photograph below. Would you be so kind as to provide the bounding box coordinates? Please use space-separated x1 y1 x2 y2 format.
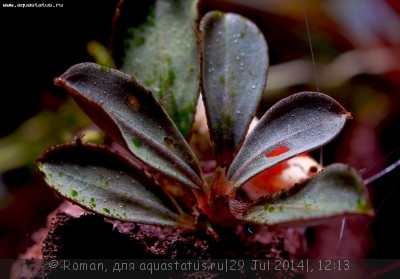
1 0 118 137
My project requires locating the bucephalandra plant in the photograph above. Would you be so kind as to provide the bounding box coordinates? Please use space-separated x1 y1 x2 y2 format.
35 2 374 238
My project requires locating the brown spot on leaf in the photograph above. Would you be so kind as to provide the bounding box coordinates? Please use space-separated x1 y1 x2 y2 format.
163 137 176 149
125 95 141 112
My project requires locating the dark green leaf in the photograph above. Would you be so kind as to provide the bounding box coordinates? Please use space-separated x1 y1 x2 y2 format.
55 62 204 189
243 163 374 226
121 0 200 138
227 92 352 188
36 143 180 226
200 11 268 166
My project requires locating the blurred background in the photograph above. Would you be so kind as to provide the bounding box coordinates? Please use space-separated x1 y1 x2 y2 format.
1 0 399 271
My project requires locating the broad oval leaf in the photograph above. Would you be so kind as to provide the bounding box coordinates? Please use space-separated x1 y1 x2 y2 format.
120 0 200 139
243 163 374 226
227 92 352 188
36 143 180 226
55 62 203 189
200 11 268 166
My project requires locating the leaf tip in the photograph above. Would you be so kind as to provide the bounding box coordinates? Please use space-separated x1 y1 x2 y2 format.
355 194 375 217
53 76 64 87
35 160 44 171
346 111 353 120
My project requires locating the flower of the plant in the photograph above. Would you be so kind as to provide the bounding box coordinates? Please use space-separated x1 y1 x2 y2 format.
35 9 373 234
